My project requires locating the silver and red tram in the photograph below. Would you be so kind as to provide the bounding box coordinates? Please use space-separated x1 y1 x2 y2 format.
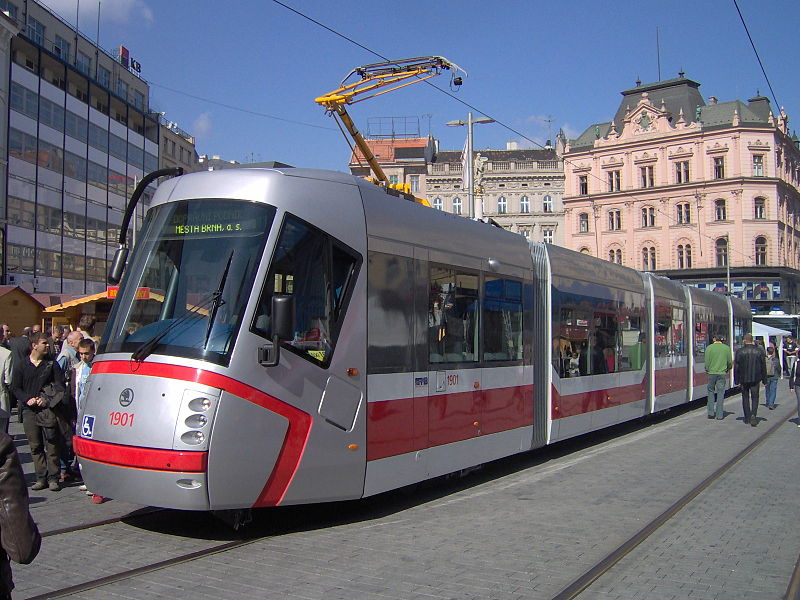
74 168 750 511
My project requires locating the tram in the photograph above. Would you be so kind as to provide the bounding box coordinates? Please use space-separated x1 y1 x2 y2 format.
73 168 750 512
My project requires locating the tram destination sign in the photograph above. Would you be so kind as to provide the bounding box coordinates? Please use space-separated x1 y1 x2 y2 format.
168 204 266 238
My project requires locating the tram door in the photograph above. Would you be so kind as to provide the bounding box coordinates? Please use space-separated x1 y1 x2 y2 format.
249 211 368 504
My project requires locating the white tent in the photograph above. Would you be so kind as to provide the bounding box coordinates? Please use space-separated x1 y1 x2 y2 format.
752 322 791 338
753 322 792 377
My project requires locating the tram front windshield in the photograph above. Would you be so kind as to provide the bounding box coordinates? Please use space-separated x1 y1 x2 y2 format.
101 199 275 365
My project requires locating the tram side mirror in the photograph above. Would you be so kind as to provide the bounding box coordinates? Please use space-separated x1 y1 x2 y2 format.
258 294 295 368
108 247 129 285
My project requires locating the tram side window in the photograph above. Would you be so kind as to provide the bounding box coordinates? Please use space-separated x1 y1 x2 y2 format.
733 317 748 351
252 214 360 367
367 251 416 373
551 283 644 377
429 266 478 363
483 277 523 361
693 310 710 364
655 304 687 358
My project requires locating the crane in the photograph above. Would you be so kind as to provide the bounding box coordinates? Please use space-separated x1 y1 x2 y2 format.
315 56 463 205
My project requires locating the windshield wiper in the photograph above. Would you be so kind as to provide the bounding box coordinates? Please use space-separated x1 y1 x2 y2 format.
202 251 234 350
131 291 219 362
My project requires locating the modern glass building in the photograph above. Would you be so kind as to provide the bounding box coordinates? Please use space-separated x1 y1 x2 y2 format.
3 0 158 294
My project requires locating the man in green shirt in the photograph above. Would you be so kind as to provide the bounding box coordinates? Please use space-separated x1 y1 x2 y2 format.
705 334 733 420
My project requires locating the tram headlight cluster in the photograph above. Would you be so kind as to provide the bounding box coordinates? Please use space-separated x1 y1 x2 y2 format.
174 392 217 450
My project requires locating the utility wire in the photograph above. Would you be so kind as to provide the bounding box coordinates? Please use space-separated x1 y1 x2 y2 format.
148 80 337 132
270 0 764 263
732 0 781 111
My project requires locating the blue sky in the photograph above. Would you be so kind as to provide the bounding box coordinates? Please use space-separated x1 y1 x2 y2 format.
44 0 800 171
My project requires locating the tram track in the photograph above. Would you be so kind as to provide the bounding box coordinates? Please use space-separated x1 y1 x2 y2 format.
552 413 795 600
40 506 164 538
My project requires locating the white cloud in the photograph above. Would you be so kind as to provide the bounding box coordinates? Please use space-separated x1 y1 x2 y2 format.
43 0 153 27
192 112 212 139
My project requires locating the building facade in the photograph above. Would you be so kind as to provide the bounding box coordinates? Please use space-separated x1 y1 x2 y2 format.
348 133 566 244
563 75 800 314
3 0 159 294
160 119 198 173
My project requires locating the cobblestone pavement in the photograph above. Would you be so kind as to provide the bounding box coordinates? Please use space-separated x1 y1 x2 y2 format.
11 388 800 600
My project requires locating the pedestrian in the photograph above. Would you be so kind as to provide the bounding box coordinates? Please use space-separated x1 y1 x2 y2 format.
764 346 780 410
789 358 800 428
7 329 31 367
11 333 66 491
734 333 768 427
55 331 82 372
71 339 106 504
783 335 798 376
0 342 11 433
704 334 732 420
0 323 11 350
0 430 41 599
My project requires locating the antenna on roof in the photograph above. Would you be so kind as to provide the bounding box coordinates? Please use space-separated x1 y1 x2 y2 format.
656 27 661 81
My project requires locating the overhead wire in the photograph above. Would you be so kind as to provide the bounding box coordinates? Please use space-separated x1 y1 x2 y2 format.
148 80 337 132
271 0 786 264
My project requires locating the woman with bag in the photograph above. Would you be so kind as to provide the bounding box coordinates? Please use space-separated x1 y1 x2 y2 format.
10 333 66 492
765 346 780 410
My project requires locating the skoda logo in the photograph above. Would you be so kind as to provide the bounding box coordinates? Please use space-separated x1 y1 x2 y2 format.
119 388 134 407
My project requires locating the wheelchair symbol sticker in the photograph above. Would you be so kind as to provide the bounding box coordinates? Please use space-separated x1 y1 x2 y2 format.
81 415 96 439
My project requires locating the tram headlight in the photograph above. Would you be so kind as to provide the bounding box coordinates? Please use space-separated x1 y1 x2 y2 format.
184 414 208 428
181 430 205 445
188 397 212 412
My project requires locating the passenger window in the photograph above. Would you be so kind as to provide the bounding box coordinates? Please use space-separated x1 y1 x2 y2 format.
429 265 478 363
483 277 523 361
252 214 360 366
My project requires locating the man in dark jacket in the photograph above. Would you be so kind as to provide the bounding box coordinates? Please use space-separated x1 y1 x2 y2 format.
11 333 66 491
0 430 41 599
734 333 768 427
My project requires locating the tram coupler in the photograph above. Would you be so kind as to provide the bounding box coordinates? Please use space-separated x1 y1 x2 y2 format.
212 508 253 530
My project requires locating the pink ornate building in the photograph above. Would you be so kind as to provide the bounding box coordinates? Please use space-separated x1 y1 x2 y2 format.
563 75 800 314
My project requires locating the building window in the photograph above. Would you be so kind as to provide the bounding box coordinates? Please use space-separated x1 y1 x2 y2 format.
579 247 591 255
132 90 145 111
77 52 91 75
676 202 691 224
116 78 129 100
755 236 767 265
388 175 398 185
641 207 655 228
716 237 728 267
542 194 552 213
542 228 554 244
608 209 621 231
0 1 18 20
579 212 590 233
409 175 420 193
677 244 694 269
608 248 622 264
98 65 111 89
713 156 725 179
497 196 507 214
521 228 531 239
520 195 530 213
640 165 654 188
753 155 764 177
54 35 70 61
607 170 621 192
578 175 588 195
714 199 727 221
642 247 656 270
27 17 44 46
754 197 766 219
453 197 462 215
675 161 690 183
433 197 442 211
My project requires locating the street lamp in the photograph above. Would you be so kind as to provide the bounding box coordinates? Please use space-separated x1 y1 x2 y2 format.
723 233 731 294
446 113 495 219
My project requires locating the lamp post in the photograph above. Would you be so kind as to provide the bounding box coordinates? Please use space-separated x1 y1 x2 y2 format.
446 113 495 219
723 233 731 294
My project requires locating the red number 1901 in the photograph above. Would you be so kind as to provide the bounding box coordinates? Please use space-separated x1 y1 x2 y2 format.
109 412 135 427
